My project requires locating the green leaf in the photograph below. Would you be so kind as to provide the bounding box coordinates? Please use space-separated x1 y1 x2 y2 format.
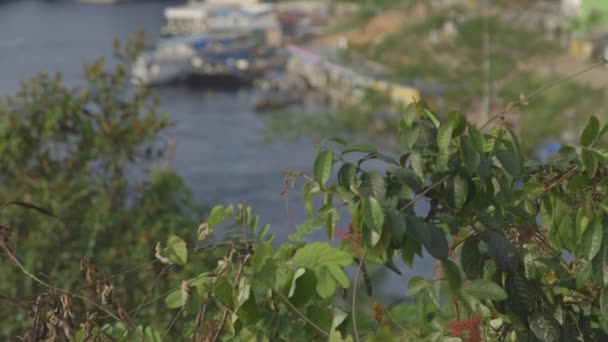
601 287 608 318
582 219 602 261
460 135 481 174
313 149 334 187
468 123 485 153
593 246 608 287
558 216 575 252
524 182 545 199
505 272 534 318
394 168 423 193
236 295 259 325
407 276 429 296
529 309 561 342
207 204 233 228
401 237 420 268
582 148 598 177
361 197 384 240
581 115 600 147
288 268 317 307
337 163 356 190
386 208 406 247
291 243 353 298
450 175 469 209
404 215 431 248
461 237 483 279
341 144 378 155
448 111 466 137
409 151 425 178
399 122 420 149
496 149 521 179
484 229 520 274
576 260 592 289
214 276 235 309
463 279 508 300
163 235 188 266
428 223 449 260
422 108 440 128
443 260 462 290
360 172 386 199
437 119 454 153
164 288 183 309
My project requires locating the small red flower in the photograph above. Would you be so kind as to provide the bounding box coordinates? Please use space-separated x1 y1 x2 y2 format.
448 316 482 342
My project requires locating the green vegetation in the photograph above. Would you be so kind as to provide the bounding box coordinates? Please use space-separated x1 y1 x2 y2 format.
0 33 205 336
3 6 608 341
4 39 608 338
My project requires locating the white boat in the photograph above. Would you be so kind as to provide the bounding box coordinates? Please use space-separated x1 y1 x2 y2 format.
131 33 260 87
131 35 202 86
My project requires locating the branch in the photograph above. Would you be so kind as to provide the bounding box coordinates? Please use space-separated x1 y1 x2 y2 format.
274 290 330 338
352 251 367 342
481 60 606 130
399 174 451 212
532 165 578 201
0 241 124 326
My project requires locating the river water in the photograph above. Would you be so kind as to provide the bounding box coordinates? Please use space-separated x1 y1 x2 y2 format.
0 0 432 301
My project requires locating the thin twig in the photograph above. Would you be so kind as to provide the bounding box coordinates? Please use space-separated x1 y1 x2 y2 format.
352 251 367 342
0 242 124 325
274 290 330 337
162 305 187 340
130 264 174 320
481 60 606 129
532 165 578 201
399 174 451 212
211 253 251 342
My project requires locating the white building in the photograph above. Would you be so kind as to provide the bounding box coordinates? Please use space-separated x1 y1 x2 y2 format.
161 0 282 46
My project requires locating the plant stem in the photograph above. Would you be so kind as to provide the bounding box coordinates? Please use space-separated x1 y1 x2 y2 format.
352 251 367 342
481 60 606 130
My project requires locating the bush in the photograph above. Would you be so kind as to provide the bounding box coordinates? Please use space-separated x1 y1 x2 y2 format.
3 37 608 342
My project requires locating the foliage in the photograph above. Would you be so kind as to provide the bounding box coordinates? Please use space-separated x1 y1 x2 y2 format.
6 91 608 340
3 22 608 342
0 32 204 336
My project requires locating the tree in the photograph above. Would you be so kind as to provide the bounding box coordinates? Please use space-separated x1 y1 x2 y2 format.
0 33 204 336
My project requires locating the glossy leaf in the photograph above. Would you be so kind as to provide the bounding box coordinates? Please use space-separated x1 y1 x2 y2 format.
484 229 520 274
463 279 508 300
407 276 429 296
461 237 483 279
214 276 235 309
313 149 334 187
337 163 356 190
582 219 602 261
360 172 386 199
443 260 462 290
341 144 378 155
496 149 521 179
291 243 353 298
582 148 598 178
362 196 384 239
529 309 561 342
386 208 406 247
460 135 480 174
576 260 592 289
163 235 188 266
581 115 600 147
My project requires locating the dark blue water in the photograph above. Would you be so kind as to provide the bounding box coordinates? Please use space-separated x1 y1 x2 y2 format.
0 0 433 301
